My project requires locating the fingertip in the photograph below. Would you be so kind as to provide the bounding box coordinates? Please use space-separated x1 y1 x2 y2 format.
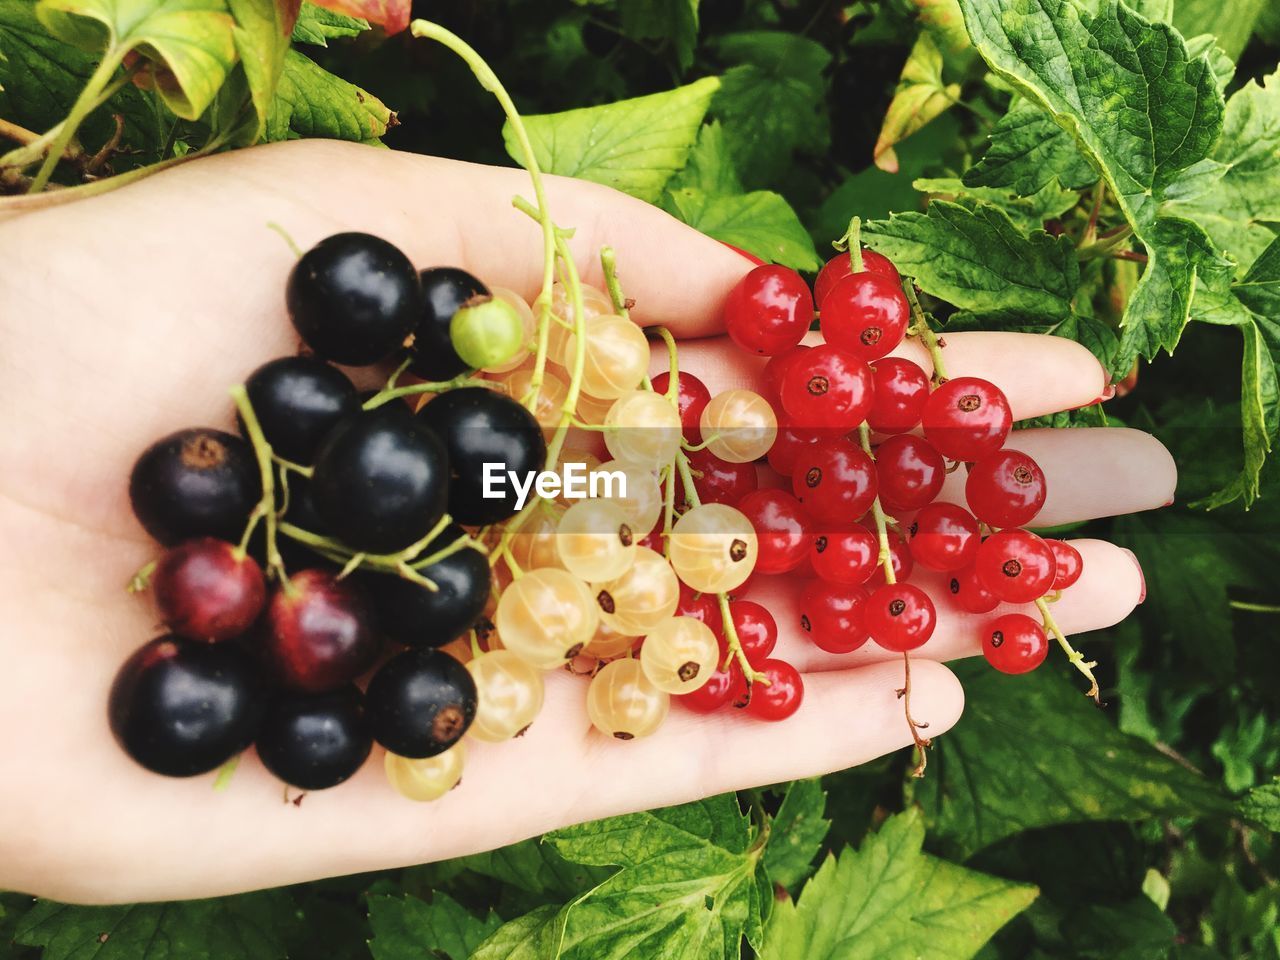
1052 538 1144 632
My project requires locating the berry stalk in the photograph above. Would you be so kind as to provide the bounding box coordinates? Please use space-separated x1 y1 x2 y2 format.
904 283 949 384
230 384 286 582
1036 595 1102 703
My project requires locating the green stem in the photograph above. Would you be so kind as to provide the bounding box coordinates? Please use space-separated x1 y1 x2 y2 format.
1230 600 1280 614
1036 596 1102 703
905 283 948 383
363 373 486 409
601 246 631 321
127 560 157 594
28 51 124 193
1077 224 1135 260
230 385 286 581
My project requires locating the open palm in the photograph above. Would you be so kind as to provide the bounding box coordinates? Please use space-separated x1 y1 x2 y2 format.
0 140 1169 904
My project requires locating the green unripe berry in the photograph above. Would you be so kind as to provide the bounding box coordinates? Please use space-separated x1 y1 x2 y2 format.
449 296 524 371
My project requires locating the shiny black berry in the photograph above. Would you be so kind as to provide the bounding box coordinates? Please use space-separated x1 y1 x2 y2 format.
361 526 490 647
416 387 545 525
286 233 422 366
255 686 372 790
242 356 359 463
408 267 488 380
310 406 449 554
109 636 263 777
129 428 261 545
365 649 476 758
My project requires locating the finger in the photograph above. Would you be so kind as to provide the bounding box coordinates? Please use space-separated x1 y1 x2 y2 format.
930 427 1177 525
662 330 1109 421
748 538 1142 673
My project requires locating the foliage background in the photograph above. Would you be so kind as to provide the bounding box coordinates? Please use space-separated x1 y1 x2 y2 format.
2 0 1280 957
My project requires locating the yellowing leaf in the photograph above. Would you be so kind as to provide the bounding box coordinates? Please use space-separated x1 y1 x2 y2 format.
875 32 960 173
308 0 406 33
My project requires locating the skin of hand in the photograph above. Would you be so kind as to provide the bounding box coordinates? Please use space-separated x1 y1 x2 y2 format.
0 139 1171 904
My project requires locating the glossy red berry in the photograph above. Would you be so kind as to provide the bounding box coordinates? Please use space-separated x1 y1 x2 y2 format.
820 273 910 361
762 346 811 403
983 613 1049 674
737 488 812 575
791 438 878 523
875 435 946 511
975 529 1057 603
724 265 814 356
814 250 901 307
153 538 266 642
1047 540 1084 590
909 502 980 572
681 446 758 507
767 415 827 476
949 564 1000 614
729 600 778 660
779 345 874 432
798 579 869 653
921 377 1012 462
867 358 930 434
678 661 746 713
265 570 381 692
966 449 1047 528
651 370 712 441
676 581 724 635
744 659 804 721
865 583 937 652
866 528 914 586
809 525 878 585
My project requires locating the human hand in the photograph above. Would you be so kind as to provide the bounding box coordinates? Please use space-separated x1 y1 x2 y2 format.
0 139 1168 903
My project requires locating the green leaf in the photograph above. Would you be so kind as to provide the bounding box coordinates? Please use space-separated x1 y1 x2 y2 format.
1240 780 1280 831
1171 70 1280 278
763 778 831 890
912 176 1080 230
913 661 1235 860
863 200 1080 323
763 809 1037 959
964 98 1099 195
664 186 820 270
1063 896 1178 960
959 0 1229 364
452 836 613 900
873 31 962 173
13 892 299 960
264 47 392 142
226 0 293 144
1173 0 1268 59
666 121 741 195
36 0 237 119
367 892 502 960
618 0 699 70
291 0 367 44
472 904 570 960
710 31 829 187
504 77 717 204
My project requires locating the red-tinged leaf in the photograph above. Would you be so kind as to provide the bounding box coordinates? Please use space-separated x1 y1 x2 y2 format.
308 0 408 33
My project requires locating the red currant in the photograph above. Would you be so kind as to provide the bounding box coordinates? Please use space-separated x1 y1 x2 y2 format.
153 538 266 642
909 502 980 571
681 446 758 507
975 529 1057 603
814 250 901 307
651 370 711 441
809 524 878 585
965 448 1047 528
761 345 811 403
724 265 814 356
767 414 825 476
791 438 878 523
675 580 724 635
678 661 746 713
921 377 1012 462
744 659 804 720
1047 540 1084 590
866 527 914 586
865 582 937 652
737 488 812 574
799 579 869 653
729 600 778 660
949 564 1000 614
867 357 930 434
875 435 946 511
982 613 1049 674
779 344 874 432
820 273 910 362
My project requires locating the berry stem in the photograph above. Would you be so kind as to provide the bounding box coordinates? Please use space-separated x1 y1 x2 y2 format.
362 373 492 410
265 222 304 259
897 651 931 778
212 754 240 792
1076 224 1135 260
230 385 286 582
1080 181 1105 248
834 215 865 274
127 560 156 594
27 50 123 193
857 424 897 586
904 283 949 383
1036 596 1102 703
601 246 631 321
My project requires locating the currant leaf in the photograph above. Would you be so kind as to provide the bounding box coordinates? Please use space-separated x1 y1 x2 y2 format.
1173 0 1269 59
663 186 820 271
963 98 1099 195
1240 779 1280 832
264 48 393 143
763 778 831 891
762 809 1037 959
504 77 720 204
873 32 962 174
290 2 368 45
911 175 1079 231
367 892 502 960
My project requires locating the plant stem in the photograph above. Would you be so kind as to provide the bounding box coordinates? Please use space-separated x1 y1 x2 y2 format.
1036 596 1102 703
834 215 864 273
1077 224 1135 260
905 283 949 383
28 51 123 193
230 385 286 582
601 246 631 321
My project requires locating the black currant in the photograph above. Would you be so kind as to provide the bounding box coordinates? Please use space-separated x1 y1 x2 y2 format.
255 686 372 790
286 233 422 366
365 649 476 758
407 267 488 380
265 569 381 692
416 387 545 525
360 526 490 647
129 428 261 545
309 405 449 553
109 636 263 777
242 356 359 463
